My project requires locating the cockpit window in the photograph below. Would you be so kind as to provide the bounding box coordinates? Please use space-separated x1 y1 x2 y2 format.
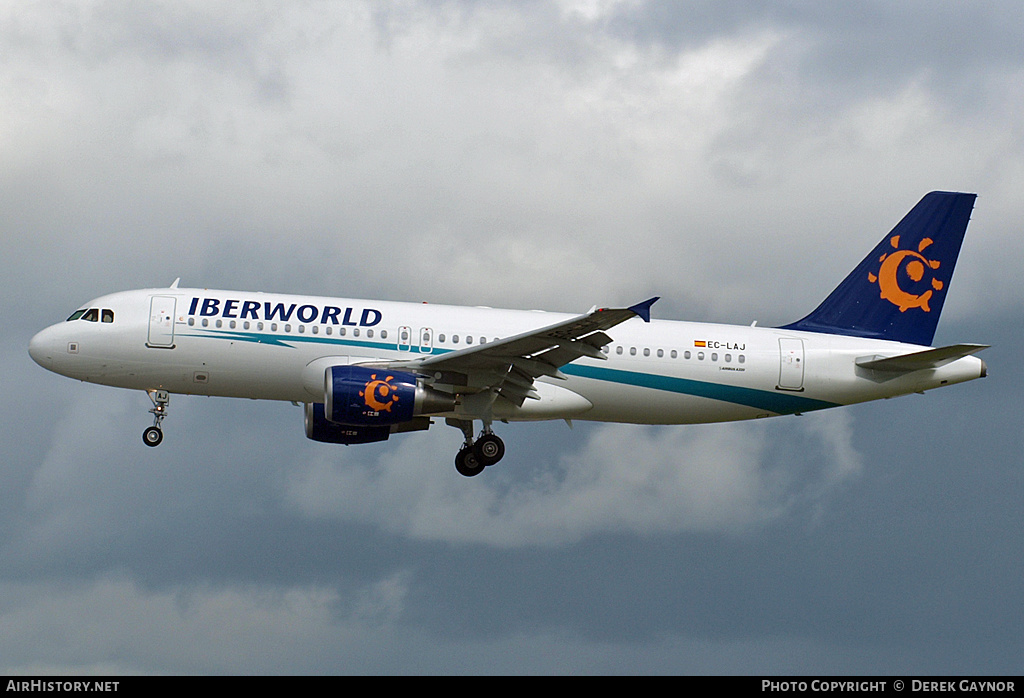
66 308 114 323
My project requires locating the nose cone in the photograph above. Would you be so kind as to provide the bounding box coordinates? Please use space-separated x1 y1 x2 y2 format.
28 325 59 370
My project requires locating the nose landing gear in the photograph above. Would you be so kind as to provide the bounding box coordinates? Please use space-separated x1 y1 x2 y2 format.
448 418 505 477
143 390 170 447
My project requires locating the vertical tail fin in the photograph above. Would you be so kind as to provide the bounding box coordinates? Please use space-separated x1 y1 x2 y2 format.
781 191 976 346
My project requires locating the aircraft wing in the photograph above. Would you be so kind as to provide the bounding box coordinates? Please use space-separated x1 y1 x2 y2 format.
368 297 658 405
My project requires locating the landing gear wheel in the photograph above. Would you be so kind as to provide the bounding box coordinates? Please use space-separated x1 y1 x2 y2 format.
474 433 505 466
455 447 486 477
143 426 164 447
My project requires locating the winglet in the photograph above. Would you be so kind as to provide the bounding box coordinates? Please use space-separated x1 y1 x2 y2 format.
628 297 659 323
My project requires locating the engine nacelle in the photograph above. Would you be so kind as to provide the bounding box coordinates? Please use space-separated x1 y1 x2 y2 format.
324 365 455 426
304 402 391 444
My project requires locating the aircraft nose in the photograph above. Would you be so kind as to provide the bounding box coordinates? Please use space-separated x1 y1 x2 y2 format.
28 326 58 369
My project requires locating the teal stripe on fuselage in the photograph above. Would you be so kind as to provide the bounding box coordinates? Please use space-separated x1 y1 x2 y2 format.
181 328 837 414
177 329 402 353
561 364 838 415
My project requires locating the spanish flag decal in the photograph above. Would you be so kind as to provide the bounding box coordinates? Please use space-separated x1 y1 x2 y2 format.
694 340 707 347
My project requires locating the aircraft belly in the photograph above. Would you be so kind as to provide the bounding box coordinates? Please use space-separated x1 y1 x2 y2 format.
490 380 593 420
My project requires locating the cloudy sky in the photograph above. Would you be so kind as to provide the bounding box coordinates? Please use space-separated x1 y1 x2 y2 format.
4 0 1023 674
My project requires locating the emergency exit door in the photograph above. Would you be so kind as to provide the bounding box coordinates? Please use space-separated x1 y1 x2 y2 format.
778 338 805 391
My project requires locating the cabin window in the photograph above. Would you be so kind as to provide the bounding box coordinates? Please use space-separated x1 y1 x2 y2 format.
366 329 373 338
643 348 650 357
725 354 732 362
697 352 704 360
657 349 664 358
188 318 195 327
630 347 637 356
616 346 623 355
466 336 473 344
216 319 223 328
738 355 745 364
671 350 678 359
381 330 388 339
353 328 360 337
711 353 718 362
684 350 691 359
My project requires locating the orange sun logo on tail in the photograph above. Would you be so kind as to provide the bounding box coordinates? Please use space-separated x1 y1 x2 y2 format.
868 235 944 312
359 374 400 412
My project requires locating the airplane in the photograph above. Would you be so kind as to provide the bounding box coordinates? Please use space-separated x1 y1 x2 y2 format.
28 191 988 477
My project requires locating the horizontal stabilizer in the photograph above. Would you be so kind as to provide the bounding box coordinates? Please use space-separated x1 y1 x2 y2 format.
856 343 989 373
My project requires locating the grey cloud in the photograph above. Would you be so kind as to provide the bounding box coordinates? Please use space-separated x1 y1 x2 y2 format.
284 413 862 546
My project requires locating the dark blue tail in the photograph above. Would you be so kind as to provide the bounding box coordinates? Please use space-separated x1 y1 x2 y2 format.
781 191 976 346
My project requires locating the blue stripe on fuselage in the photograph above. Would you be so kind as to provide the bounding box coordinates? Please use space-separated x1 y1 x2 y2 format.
561 364 838 414
176 329 396 352
180 328 837 414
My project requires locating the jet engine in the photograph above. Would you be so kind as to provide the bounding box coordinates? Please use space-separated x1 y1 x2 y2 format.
324 365 455 426
304 402 392 444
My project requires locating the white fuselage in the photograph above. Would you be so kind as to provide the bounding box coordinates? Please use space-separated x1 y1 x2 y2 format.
28 287 986 425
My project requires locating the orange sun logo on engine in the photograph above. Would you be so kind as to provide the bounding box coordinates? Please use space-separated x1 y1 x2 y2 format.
359 374 399 412
868 235 944 312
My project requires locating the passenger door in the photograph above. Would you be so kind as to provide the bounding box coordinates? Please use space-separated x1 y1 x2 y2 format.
147 296 177 348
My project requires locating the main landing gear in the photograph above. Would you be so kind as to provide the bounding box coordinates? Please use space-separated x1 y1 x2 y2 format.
143 389 170 447
449 418 505 477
